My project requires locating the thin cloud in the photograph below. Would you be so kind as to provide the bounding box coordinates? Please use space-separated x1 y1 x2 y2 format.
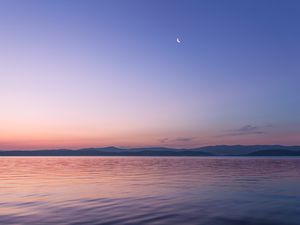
174 137 195 142
219 125 265 137
158 138 169 143
158 137 195 143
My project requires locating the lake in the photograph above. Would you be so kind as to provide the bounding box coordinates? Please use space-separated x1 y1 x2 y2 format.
0 157 299 225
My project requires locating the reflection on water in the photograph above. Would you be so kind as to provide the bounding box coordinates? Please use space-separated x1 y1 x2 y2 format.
0 157 299 225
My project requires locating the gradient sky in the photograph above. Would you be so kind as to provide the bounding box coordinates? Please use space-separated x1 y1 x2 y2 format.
0 0 299 149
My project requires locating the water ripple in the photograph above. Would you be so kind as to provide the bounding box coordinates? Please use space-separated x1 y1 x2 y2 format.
0 157 299 224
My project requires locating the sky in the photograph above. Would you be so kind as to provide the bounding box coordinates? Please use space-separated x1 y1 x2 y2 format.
0 0 299 150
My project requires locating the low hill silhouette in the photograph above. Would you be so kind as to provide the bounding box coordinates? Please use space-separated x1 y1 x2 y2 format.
247 149 300 156
0 145 299 156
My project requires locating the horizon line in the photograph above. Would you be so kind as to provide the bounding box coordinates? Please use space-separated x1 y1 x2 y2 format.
1 144 300 151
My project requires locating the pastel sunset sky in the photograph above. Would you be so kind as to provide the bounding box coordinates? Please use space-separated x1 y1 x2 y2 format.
0 0 299 149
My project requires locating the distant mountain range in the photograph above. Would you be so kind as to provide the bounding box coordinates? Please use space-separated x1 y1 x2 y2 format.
0 145 300 156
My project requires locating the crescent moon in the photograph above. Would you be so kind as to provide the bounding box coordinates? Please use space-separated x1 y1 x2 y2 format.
176 37 181 43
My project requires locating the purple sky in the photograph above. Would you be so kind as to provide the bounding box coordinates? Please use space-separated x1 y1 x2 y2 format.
0 0 299 149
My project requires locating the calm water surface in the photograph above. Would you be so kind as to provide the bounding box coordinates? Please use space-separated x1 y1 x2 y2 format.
0 157 299 225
